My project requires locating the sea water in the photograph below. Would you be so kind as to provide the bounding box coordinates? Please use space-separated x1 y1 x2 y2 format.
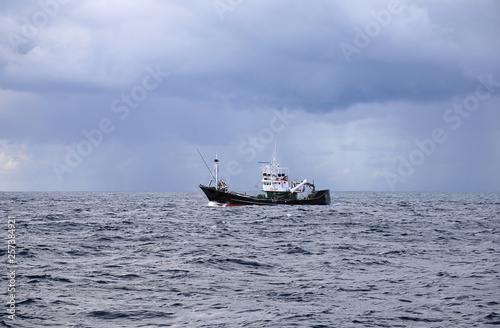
0 192 499 327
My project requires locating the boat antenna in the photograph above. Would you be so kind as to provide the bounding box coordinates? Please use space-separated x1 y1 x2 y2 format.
197 148 216 181
273 141 277 165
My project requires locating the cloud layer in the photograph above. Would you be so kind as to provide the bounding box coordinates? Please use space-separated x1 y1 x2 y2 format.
1 0 499 191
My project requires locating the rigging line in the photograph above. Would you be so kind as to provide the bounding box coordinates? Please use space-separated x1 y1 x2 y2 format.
197 148 216 182
199 172 210 185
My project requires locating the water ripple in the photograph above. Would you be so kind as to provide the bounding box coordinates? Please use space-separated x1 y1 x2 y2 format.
0 191 498 327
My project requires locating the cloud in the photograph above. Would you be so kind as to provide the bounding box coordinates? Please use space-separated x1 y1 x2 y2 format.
0 139 32 172
0 0 499 191
2 1 498 107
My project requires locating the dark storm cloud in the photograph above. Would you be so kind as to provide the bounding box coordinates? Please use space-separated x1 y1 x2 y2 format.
0 0 499 191
2 1 497 107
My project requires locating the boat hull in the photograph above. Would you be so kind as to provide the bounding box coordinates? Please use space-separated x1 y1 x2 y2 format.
199 185 330 206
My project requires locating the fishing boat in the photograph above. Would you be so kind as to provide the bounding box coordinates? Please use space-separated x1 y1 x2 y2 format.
198 150 330 206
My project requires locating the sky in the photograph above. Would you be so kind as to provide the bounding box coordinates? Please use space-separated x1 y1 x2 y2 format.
0 0 499 192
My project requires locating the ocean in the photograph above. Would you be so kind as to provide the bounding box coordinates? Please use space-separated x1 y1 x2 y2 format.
1 191 499 327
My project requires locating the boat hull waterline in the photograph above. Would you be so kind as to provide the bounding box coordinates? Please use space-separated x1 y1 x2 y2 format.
199 185 331 206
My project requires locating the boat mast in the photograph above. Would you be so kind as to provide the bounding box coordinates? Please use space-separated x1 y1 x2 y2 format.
272 142 277 168
214 152 219 188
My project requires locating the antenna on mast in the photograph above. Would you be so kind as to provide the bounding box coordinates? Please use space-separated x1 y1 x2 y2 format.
273 141 277 165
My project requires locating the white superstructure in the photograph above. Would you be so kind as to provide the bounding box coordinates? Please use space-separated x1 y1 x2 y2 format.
260 155 290 192
260 150 307 193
